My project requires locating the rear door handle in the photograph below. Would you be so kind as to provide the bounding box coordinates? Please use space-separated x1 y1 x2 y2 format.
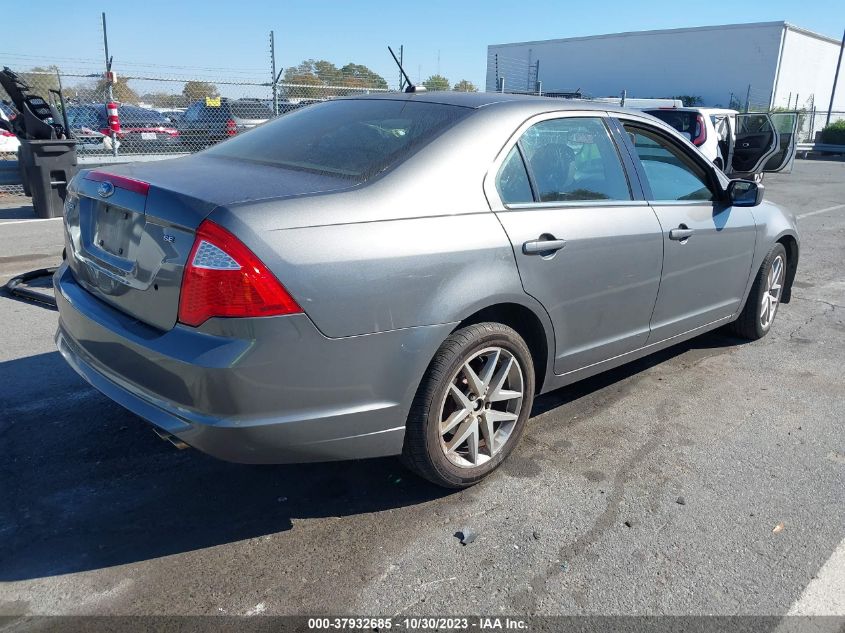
669 226 694 241
523 237 567 255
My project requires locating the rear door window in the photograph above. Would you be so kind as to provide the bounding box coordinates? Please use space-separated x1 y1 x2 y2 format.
518 117 631 202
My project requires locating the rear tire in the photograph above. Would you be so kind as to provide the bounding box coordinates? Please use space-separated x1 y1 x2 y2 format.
402 322 535 488
729 243 787 340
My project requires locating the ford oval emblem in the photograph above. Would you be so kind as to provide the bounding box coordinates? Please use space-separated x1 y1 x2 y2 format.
97 181 115 198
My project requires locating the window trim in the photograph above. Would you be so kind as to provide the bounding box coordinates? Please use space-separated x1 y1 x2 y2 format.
484 110 644 212
612 115 727 204
495 144 535 206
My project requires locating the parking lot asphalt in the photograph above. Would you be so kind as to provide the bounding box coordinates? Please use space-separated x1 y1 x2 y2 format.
0 159 843 618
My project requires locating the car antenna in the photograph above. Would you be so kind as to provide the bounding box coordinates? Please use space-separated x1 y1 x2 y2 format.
388 46 426 93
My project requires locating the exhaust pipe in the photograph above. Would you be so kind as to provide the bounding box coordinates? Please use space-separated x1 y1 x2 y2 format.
152 427 190 450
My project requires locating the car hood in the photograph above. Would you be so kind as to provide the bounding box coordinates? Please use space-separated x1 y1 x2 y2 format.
90 153 359 210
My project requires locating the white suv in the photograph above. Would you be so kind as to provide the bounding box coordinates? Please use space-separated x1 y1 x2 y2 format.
643 107 799 178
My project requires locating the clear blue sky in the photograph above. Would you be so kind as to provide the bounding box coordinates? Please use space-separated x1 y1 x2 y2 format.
2 0 844 92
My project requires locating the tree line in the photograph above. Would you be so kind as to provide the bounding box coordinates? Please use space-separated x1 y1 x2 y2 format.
6 64 478 110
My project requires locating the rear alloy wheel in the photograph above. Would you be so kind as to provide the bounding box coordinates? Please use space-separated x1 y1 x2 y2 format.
402 323 535 488
730 243 787 340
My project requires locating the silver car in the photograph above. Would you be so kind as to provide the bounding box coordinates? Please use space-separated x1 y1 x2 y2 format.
55 92 799 488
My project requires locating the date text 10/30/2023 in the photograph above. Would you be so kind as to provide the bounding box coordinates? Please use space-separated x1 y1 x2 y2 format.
307 617 529 630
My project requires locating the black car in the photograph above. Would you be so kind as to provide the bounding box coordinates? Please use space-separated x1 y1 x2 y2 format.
177 98 273 148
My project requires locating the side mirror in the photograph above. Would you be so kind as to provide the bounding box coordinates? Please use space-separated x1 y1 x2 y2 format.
727 179 764 207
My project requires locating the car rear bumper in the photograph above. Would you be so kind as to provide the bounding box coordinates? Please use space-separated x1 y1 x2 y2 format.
54 264 453 463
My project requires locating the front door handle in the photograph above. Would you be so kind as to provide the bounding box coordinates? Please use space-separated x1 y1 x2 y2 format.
669 226 694 241
523 237 567 255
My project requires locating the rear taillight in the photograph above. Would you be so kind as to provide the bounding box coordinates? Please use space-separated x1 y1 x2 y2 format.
1 130 14 137
691 114 707 146
225 119 237 136
177 220 301 327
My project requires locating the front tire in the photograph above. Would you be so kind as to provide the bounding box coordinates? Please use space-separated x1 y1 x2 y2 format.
402 323 535 488
729 243 787 340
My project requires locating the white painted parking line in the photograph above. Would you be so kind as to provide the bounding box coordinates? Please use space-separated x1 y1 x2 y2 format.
787 536 845 615
0 217 63 226
797 204 845 219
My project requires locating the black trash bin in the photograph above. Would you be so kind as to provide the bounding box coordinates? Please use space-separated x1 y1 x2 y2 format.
18 139 78 218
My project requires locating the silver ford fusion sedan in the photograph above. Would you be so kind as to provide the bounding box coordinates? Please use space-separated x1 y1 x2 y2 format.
55 92 799 488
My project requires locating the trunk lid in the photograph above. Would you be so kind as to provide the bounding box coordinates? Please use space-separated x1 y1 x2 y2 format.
65 154 356 330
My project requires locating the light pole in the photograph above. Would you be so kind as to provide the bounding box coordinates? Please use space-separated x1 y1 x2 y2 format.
826 27 845 126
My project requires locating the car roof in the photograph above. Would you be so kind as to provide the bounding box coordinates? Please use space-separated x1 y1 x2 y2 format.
343 90 624 114
644 106 739 115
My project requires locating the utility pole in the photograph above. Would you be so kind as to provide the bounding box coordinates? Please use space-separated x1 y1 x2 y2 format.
270 31 277 116
101 12 117 157
826 27 845 126
269 31 285 115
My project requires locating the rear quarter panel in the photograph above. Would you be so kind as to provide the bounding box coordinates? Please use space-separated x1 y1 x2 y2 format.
215 209 530 339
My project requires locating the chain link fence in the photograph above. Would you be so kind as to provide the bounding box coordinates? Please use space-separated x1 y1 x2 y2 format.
486 52 543 95
1 66 391 196
1 68 389 156
796 108 845 143
4 62 845 198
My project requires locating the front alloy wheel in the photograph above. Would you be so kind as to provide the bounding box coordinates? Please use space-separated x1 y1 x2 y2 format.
730 242 788 340
760 253 784 330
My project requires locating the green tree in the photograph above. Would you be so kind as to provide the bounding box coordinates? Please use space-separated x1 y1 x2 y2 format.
284 60 336 85
820 119 845 145
452 79 478 93
339 63 388 89
673 95 703 107
18 66 60 98
95 77 139 104
314 60 343 85
283 60 323 98
140 92 187 108
182 81 220 102
283 60 388 96
422 74 450 91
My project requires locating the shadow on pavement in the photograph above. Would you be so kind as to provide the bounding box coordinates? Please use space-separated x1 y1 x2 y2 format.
1 329 744 581
530 329 747 417
0 204 37 221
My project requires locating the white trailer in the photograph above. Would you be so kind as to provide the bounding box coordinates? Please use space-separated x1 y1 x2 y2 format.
487 22 845 111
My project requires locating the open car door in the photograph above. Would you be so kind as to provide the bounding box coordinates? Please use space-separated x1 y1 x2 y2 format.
762 111 799 173
729 113 779 176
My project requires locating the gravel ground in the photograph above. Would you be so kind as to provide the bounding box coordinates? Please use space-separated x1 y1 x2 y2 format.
0 160 843 619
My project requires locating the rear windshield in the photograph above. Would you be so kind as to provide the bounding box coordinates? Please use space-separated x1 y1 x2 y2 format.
205 99 471 181
646 110 699 137
229 101 273 119
108 105 168 126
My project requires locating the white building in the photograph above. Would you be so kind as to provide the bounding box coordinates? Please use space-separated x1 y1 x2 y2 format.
487 22 845 111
